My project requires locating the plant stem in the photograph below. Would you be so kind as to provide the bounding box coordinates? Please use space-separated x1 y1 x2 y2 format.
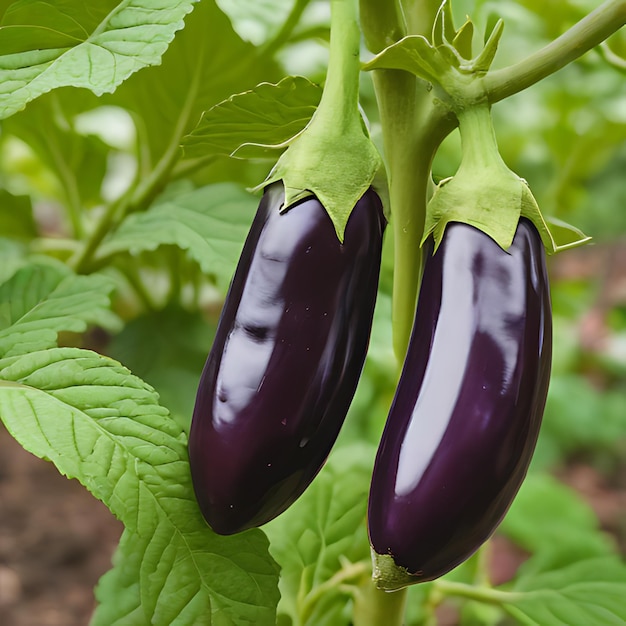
359 0 405 53
299 561 368 623
433 580 520 606
361 0 453 362
455 104 509 175
485 0 626 103
353 578 408 626
400 0 444 36
314 0 361 134
70 196 125 273
368 70 453 362
259 0 312 59
71 50 203 275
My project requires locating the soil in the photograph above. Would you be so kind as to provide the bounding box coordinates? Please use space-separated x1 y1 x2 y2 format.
0 425 122 626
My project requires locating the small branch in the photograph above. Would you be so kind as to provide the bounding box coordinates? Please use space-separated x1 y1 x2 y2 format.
70 195 126 274
434 580 521 606
299 561 369 623
171 155 218 180
598 40 626 71
485 0 626 103
71 49 205 275
258 0 312 58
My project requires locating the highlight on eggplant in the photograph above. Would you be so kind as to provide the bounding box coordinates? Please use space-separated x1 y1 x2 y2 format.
368 218 552 589
189 182 386 535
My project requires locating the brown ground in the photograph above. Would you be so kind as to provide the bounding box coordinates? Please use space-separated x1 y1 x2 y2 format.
0 425 122 626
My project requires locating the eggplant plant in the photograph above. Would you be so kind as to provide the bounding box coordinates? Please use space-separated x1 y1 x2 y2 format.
0 0 624 625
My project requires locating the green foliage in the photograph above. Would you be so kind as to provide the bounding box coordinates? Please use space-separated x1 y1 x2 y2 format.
107 306 216 431
97 183 256 291
504 557 626 625
265 444 374 626
182 76 322 160
0 0 199 119
0 264 280 625
0 0 624 624
0 262 119 355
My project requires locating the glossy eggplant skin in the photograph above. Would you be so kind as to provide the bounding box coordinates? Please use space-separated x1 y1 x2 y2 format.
368 218 551 586
189 182 386 535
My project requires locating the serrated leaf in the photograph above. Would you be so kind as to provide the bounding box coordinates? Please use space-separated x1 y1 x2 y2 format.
0 347 280 624
502 558 626 625
0 0 199 119
182 76 322 161
97 183 255 291
0 262 119 357
107 306 216 432
265 444 374 626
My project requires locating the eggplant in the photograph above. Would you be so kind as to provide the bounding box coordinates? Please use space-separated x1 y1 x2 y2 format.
189 182 386 535
368 218 552 588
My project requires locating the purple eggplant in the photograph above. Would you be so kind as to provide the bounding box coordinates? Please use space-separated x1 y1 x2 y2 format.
368 218 552 588
189 182 386 535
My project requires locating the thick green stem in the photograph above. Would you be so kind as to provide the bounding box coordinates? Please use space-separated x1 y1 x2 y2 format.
359 0 405 53
314 0 361 133
485 0 626 103
352 577 408 626
361 0 453 362
370 69 453 362
265 0 380 239
456 104 509 175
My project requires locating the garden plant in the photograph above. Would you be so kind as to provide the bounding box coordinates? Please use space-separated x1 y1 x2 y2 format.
0 0 625 624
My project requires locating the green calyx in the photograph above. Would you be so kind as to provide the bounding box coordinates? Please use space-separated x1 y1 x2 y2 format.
260 0 382 242
362 0 505 106
423 103 591 253
371 550 417 591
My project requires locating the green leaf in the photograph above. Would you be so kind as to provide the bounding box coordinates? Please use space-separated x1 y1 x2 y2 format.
499 473 615 572
0 347 280 625
362 35 447 85
3 91 110 209
541 374 626 459
503 557 626 625
109 0 281 165
182 76 322 161
0 189 37 239
0 262 119 357
265 444 374 626
0 0 199 119
97 183 255 291
107 306 216 432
